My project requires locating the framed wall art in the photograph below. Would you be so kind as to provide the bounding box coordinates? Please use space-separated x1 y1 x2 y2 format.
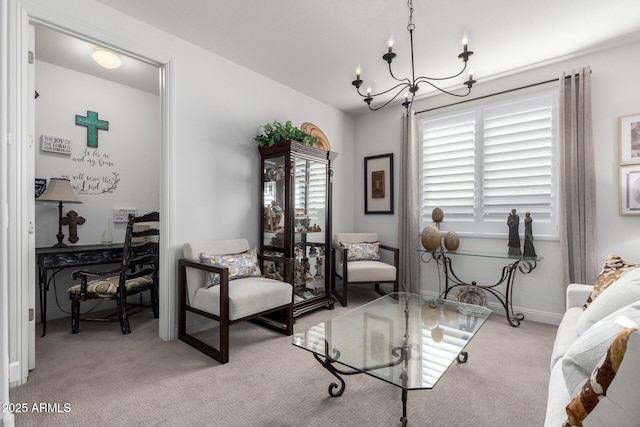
618 113 640 165
364 153 394 214
619 165 640 215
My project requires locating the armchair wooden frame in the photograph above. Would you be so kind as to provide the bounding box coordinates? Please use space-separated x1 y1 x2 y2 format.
178 254 294 364
331 243 399 307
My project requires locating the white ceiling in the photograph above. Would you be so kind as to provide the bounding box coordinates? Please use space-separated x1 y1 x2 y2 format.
42 1 640 115
34 24 160 96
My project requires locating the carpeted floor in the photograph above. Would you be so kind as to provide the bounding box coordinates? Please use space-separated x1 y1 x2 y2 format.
10 287 557 426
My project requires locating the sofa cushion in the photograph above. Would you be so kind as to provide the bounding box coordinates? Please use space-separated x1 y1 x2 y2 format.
576 267 640 335
584 253 639 309
550 307 584 369
563 327 640 427
562 301 640 396
191 277 292 321
199 248 262 287
340 241 381 261
545 361 573 427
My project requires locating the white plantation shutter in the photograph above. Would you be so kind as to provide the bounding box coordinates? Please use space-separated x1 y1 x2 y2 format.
420 91 558 237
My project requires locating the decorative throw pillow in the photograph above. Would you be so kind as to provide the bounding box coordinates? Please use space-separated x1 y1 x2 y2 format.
199 248 262 287
576 267 640 335
562 301 640 396
340 241 380 261
583 253 639 309
563 327 639 427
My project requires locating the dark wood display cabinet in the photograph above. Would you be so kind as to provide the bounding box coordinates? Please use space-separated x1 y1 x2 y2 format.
259 140 338 317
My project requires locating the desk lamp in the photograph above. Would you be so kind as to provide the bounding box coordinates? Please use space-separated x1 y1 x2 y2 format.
36 178 82 248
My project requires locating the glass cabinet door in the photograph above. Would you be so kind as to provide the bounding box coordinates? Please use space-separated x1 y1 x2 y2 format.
263 155 286 251
293 157 327 302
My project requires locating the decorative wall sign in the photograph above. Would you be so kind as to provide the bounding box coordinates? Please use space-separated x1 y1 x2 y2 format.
364 153 394 214
40 135 71 154
75 110 109 148
113 208 138 223
619 164 640 215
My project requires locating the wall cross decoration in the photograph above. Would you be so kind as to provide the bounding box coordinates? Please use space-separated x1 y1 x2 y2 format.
75 110 109 148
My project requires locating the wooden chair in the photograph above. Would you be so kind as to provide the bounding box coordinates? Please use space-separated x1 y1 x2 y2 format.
179 239 293 364
67 212 159 334
331 232 399 306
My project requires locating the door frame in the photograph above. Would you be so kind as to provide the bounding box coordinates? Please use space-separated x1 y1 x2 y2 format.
6 1 176 386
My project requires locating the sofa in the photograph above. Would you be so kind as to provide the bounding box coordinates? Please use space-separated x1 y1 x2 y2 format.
544 254 640 426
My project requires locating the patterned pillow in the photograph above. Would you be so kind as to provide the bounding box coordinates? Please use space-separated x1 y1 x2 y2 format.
583 253 639 309
199 248 262 287
563 327 639 427
340 241 380 261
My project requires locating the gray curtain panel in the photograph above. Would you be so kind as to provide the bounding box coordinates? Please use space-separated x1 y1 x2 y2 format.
397 110 421 293
559 66 598 286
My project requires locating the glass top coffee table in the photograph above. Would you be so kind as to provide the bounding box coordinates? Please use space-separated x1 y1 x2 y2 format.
292 293 492 426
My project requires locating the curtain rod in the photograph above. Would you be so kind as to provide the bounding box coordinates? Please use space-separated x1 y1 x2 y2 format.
416 71 590 115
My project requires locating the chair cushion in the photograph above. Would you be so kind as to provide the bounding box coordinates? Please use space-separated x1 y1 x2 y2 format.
336 260 396 283
67 274 153 295
191 277 292 321
199 248 262 287
340 241 380 261
183 239 251 305
583 253 639 309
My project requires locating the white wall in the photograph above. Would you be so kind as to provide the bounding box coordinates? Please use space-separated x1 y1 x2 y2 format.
15 0 356 331
352 34 640 325
33 59 161 320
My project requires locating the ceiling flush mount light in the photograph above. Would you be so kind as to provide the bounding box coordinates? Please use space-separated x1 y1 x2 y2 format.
92 48 122 69
352 0 476 111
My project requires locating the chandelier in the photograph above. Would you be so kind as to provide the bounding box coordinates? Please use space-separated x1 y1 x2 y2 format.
351 0 476 111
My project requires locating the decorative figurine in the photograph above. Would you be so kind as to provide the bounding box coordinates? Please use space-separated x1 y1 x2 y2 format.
507 208 522 256
61 210 85 244
523 212 537 258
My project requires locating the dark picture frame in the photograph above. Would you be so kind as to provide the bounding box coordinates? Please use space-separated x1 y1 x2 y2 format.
364 153 394 214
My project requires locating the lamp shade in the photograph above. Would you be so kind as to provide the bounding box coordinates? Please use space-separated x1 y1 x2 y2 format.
36 178 82 203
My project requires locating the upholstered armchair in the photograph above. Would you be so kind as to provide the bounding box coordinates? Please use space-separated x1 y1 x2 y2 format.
179 238 293 364
331 232 399 307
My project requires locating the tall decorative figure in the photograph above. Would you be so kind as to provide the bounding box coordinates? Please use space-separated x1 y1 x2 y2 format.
507 208 521 256
523 212 537 258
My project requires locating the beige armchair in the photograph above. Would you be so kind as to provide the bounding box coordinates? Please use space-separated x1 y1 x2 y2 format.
331 232 399 307
179 238 293 364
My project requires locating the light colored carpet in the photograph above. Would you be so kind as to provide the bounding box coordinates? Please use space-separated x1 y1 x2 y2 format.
10 287 557 426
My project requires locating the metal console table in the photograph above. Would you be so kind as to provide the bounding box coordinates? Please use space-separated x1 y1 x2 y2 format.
419 249 542 327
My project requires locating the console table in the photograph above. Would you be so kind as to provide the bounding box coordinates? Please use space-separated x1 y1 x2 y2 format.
419 249 542 327
36 243 127 337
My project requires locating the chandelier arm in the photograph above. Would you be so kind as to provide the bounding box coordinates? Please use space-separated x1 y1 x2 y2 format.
368 87 408 111
388 62 412 85
359 82 410 99
414 62 468 82
417 80 472 98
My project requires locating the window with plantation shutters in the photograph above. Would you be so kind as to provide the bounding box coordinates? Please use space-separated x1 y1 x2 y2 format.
420 91 558 238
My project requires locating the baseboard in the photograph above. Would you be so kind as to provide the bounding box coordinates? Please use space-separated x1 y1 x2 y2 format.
419 290 562 326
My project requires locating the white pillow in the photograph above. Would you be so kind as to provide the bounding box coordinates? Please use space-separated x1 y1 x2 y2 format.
562 301 640 396
563 329 640 426
576 267 640 336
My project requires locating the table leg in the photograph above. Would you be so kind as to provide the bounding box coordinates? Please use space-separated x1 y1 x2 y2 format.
400 389 408 426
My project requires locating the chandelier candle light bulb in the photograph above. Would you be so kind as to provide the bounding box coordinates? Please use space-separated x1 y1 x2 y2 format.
351 0 476 111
